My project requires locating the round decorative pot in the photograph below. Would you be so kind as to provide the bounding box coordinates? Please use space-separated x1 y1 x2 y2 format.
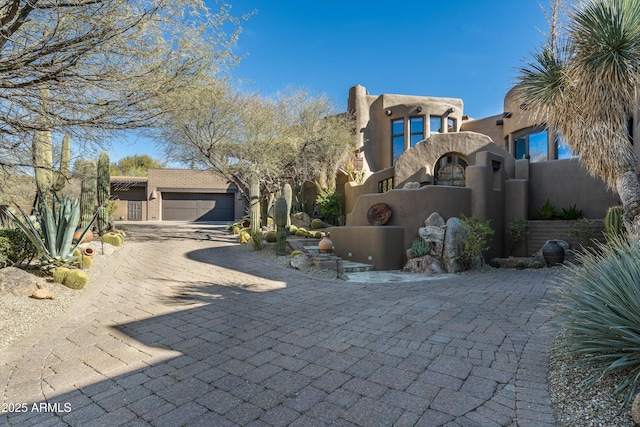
82 247 96 258
73 228 93 244
542 240 564 266
318 236 333 253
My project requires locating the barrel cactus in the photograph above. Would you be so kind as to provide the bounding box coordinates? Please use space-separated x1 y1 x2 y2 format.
101 232 123 246
53 267 72 284
605 206 625 238
274 196 288 255
64 269 89 290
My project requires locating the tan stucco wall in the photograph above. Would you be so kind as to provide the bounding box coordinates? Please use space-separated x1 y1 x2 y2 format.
461 115 505 149
346 186 472 251
528 159 619 219
393 132 515 188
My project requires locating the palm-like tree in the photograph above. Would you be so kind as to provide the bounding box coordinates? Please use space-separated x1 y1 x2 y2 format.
517 0 640 237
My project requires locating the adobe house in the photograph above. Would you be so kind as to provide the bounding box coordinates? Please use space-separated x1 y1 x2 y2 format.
329 84 627 270
111 169 244 222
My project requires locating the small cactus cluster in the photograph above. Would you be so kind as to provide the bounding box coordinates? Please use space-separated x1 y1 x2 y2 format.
605 205 626 238
101 231 124 246
54 267 89 290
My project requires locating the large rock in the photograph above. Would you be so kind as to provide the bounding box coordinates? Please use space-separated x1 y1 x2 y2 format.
442 217 465 273
424 212 446 228
291 212 311 229
418 226 446 258
290 254 313 270
403 255 444 274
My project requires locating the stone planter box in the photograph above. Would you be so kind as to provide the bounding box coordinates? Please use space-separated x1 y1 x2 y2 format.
526 219 605 256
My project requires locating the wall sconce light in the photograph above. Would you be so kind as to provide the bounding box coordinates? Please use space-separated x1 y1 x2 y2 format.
416 106 423 112
385 109 392 116
149 190 157 200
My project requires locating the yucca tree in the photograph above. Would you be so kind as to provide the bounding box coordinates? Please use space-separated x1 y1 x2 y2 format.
517 0 640 237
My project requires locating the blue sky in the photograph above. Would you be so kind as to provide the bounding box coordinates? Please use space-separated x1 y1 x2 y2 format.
109 0 550 164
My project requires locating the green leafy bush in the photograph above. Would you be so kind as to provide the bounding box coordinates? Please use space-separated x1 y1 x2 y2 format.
0 229 37 267
506 217 527 255
559 204 583 220
316 186 343 225
410 238 431 258
534 198 558 220
559 235 640 406
459 215 494 269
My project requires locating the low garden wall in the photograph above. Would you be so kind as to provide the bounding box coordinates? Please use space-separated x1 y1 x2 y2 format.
526 219 605 256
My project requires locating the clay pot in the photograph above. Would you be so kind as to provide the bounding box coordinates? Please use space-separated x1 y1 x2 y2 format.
318 236 333 253
73 228 94 244
82 247 96 258
542 240 564 266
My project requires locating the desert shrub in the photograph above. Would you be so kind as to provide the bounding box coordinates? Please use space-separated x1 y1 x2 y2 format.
410 238 431 258
310 219 325 229
559 235 640 406
316 187 343 225
559 204 583 220
0 229 37 267
506 217 527 255
535 198 558 220
459 215 494 269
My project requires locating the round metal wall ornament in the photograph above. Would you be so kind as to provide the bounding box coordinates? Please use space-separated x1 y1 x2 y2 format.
367 203 392 226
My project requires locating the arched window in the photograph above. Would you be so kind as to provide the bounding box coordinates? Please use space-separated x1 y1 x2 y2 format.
434 153 468 186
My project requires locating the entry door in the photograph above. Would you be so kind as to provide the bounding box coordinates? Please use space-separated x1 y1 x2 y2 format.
128 201 142 221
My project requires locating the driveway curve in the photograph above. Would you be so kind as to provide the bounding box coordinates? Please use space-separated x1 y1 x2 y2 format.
1 222 560 426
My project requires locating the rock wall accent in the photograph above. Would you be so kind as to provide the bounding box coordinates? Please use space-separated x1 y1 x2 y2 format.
404 212 467 274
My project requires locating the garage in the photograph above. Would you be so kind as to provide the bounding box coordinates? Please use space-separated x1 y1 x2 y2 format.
162 192 235 221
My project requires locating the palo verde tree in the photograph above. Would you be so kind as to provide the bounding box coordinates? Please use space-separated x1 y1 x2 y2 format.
0 0 245 178
159 82 355 213
517 0 640 237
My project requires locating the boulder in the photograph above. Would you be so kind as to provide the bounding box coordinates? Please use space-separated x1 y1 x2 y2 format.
442 217 465 273
31 288 55 300
290 254 313 270
418 226 446 258
403 255 444 275
402 182 420 189
424 212 446 228
291 212 311 229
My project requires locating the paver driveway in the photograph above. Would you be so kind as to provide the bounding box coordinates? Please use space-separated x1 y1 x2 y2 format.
1 222 560 426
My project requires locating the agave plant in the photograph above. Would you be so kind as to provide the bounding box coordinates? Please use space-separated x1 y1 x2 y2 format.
559 234 640 406
6 193 99 272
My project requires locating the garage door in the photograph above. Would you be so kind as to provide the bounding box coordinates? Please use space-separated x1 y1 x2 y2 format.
162 193 234 221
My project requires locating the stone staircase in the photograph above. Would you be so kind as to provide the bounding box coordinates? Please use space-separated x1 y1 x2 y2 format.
287 238 375 274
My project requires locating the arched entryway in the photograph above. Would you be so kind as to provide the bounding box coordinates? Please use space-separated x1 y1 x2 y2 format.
434 153 468 186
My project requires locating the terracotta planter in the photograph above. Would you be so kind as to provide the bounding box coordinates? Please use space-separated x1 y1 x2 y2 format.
318 236 333 253
73 228 94 244
82 247 96 258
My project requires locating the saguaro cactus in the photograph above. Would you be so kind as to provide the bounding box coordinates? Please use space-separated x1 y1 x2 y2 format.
249 174 261 236
274 196 288 256
96 151 110 235
283 183 292 228
32 131 71 207
80 160 97 229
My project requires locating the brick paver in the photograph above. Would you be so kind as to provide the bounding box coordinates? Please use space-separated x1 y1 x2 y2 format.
0 222 560 426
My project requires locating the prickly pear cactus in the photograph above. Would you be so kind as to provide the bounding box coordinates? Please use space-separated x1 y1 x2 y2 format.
283 183 292 228
96 151 110 235
274 196 287 256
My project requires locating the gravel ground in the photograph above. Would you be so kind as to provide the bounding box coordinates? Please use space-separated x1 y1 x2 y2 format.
0 241 119 351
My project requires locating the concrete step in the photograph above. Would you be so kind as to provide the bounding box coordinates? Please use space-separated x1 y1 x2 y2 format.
341 261 375 273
